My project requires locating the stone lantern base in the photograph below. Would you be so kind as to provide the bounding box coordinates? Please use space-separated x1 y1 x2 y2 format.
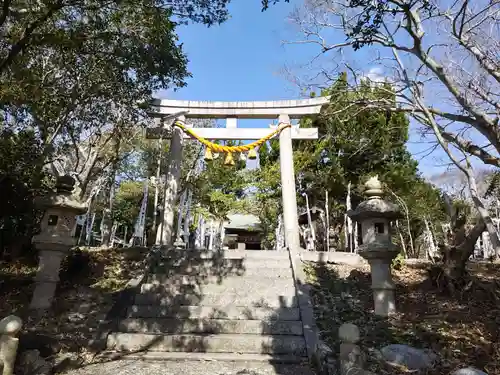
358 241 399 317
30 242 70 311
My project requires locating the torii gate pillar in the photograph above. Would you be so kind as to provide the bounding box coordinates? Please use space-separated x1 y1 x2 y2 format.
278 114 301 252
158 115 185 246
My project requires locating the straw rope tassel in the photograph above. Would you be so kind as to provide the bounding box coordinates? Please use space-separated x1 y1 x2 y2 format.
224 152 235 166
204 147 213 161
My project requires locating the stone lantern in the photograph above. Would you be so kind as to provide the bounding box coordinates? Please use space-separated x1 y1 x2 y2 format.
347 176 401 317
30 175 87 311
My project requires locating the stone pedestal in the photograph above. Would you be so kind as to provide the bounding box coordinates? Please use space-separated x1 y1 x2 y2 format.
347 176 401 317
30 176 87 311
237 242 246 251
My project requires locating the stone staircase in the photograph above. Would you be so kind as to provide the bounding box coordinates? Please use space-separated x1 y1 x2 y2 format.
104 248 313 374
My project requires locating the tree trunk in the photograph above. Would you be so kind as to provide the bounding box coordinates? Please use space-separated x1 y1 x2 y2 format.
304 193 315 246
432 219 485 293
395 220 407 258
389 189 414 256
110 222 118 247
424 218 437 260
100 208 112 247
101 168 117 247
345 182 353 252
405 208 415 257
468 179 500 258
325 191 330 252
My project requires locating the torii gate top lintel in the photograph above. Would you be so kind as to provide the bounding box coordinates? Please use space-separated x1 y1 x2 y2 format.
150 97 331 119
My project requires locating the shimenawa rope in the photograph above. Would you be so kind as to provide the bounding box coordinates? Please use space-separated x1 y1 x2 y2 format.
173 121 292 153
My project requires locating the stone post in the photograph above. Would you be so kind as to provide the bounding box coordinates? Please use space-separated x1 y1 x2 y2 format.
347 176 401 317
279 114 301 254
160 116 185 246
30 176 87 311
339 323 365 375
0 315 22 375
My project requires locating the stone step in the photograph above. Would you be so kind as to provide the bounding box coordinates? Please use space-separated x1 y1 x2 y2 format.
118 318 304 335
134 291 297 308
106 333 307 356
145 274 294 287
148 266 294 280
126 305 301 321
158 249 292 260
140 277 295 295
151 257 292 271
98 351 309 364
63 357 314 375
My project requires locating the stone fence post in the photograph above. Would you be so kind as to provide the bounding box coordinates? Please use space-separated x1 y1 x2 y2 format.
339 323 365 375
0 315 23 375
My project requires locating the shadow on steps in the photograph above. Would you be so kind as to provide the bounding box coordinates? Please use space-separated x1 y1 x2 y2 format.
74 247 312 375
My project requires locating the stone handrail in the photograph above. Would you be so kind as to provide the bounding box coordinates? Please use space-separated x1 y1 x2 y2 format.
0 315 22 375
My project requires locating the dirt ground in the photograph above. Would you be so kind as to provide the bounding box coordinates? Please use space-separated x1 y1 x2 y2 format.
305 260 500 375
0 247 145 365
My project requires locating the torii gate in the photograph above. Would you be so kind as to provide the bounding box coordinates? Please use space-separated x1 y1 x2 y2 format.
147 98 329 251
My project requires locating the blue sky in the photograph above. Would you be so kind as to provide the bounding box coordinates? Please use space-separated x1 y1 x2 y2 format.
157 0 452 178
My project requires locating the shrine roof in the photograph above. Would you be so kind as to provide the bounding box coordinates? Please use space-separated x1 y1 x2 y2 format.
224 214 262 231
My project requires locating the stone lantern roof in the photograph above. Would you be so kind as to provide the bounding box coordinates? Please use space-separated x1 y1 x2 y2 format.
34 175 87 214
347 176 402 222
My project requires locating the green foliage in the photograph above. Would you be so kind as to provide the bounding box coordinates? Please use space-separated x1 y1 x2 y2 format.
0 0 247 253
2 1 189 114
484 170 500 200
251 155 282 247
297 79 417 203
0 129 51 253
192 149 251 220
261 0 289 11
391 252 405 271
254 74 446 250
112 181 154 231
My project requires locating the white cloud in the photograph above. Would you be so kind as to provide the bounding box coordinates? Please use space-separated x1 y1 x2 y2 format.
364 66 385 84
